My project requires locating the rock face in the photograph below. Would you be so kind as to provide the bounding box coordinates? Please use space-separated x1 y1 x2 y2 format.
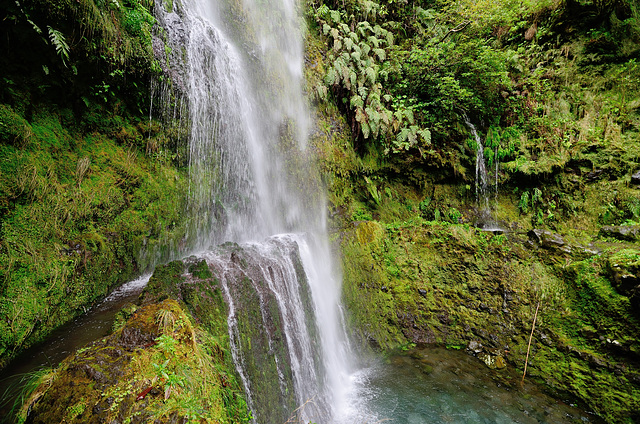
631 170 640 185
600 225 640 242
607 249 640 313
342 221 640 423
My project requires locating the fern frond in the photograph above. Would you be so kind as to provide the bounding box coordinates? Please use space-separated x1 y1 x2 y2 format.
47 26 69 67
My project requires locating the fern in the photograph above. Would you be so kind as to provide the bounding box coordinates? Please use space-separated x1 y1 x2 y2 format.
350 94 364 108
365 67 376 85
345 38 354 51
47 26 70 67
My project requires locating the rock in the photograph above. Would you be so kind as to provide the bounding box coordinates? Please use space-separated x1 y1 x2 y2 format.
467 340 483 354
478 352 506 370
606 250 640 309
528 229 570 252
418 288 427 297
586 169 604 182
600 225 640 242
631 170 640 185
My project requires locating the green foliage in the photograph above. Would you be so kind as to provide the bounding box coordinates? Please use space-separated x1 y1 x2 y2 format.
0 106 189 368
313 4 431 156
46 26 69 67
18 299 251 423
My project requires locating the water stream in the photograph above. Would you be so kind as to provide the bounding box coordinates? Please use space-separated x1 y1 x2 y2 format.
464 116 501 230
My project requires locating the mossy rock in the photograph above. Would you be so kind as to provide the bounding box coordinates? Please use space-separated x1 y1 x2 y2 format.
19 298 250 424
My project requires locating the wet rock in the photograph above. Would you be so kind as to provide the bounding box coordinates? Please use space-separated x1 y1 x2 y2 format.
586 169 604 182
606 250 640 313
79 364 108 384
419 363 434 375
119 327 156 350
417 288 427 297
631 170 640 185
600 225 640 241
478 352 506 370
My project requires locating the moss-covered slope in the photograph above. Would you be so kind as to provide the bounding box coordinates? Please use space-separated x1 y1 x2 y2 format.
18 259 251 424
0 0 189 368
304 1 640 422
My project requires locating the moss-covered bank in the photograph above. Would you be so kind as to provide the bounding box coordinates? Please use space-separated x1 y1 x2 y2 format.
18 259 251 424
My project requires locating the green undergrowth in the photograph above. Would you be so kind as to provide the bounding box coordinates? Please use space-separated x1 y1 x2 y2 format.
18 292 250 424
308 16 640 418
0 103 188 368
0 0 190 369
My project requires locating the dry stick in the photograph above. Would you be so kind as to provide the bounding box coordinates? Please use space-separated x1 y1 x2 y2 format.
522 300 541 384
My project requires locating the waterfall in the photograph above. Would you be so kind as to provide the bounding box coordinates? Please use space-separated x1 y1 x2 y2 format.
153 0 353 422
464 116 496 228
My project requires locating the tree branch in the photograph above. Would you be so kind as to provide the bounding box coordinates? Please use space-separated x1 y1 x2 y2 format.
440 20 471 42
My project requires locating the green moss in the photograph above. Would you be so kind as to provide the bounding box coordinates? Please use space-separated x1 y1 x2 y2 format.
19 298 251 424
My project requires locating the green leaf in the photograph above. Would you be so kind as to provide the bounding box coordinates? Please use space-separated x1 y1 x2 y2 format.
47 26 70 67
326 67 337 85
345 38 354 51
404 108 415 124
350 94 364 108
373 48 386 61
333 38 343 52
365 67 376 85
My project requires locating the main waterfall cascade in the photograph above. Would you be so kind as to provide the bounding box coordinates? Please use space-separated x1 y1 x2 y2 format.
153 0 355 422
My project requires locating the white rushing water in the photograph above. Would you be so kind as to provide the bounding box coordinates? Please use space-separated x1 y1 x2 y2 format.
464 115 501 230
154 0 357 422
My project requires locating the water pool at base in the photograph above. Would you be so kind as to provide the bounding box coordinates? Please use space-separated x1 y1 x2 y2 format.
336 347 601 424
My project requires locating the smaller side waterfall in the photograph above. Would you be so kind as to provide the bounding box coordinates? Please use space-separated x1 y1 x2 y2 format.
464 116 498 228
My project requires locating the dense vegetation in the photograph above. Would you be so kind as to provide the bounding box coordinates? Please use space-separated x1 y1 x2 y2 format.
1 0 640 422
305 0 640 422
0 0 189 368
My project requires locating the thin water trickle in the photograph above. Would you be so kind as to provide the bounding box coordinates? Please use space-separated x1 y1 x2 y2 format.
464 116 501 230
